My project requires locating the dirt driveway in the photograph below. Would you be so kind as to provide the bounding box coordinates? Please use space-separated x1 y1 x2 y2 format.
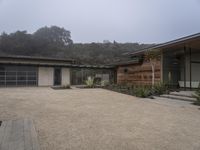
0 87 200 150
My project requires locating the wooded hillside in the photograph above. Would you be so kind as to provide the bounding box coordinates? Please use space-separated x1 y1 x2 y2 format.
0 26 154 65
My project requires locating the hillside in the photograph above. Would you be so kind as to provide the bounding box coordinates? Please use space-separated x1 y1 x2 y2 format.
0 26 154 65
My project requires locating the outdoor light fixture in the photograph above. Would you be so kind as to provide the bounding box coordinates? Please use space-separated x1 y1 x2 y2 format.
173 56 180 65
124 68 128 73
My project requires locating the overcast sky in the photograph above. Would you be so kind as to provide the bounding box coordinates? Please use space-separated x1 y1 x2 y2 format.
0 0 200 43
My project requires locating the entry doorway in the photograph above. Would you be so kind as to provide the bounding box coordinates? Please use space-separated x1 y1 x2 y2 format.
54 68 62 86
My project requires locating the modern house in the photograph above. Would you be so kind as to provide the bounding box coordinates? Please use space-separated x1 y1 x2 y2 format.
0 55 114 87
1 33 200 89
116 33 200 90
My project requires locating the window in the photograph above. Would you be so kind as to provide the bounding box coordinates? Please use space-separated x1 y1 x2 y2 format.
0 65 38 86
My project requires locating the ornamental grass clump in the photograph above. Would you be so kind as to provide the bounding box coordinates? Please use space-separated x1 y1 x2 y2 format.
85 76 94 88
134 86 151 98
152 82 168 96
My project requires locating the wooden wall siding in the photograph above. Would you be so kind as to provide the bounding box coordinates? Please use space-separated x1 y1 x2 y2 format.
117 60 161 86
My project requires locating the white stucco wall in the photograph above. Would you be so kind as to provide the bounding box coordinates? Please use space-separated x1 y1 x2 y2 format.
61 68 70 85
38 67 54 86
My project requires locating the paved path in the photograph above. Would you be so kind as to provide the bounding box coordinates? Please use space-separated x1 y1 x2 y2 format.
148 96 194 107
0 119 40 150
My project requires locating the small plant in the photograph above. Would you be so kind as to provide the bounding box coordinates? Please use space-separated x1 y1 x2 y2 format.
85 76 94 88
101 80 109 87
62 84 71 89
94 77 101 85
135 86 151 98
193 88 200 105
152 82 168 96
51 84 71 90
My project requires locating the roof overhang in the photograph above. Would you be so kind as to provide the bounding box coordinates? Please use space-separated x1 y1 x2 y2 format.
0 59 114 69
130 32 200 56
110 56 143 67
0 55 75 63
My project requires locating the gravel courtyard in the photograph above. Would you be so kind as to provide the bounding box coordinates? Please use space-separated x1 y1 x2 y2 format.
0 87 200 150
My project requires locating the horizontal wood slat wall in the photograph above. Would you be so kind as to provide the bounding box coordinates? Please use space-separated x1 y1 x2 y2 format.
117 60 161 86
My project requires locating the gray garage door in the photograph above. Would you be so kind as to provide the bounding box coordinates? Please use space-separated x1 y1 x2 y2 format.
0 65 38 87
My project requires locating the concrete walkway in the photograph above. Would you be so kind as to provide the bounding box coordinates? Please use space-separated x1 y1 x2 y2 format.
0 119 40 150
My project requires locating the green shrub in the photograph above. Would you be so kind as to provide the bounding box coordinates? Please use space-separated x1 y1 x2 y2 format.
193 89 200 105
128 86 136 95
104 84 152 98
152 82 168 96
101 80 110 87
51 84 71 90
94 77 101 85
135 86 151 98
85 76 94 88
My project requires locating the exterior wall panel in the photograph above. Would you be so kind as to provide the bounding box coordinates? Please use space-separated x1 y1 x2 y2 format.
117 60 161 86
61 68 70 85
38 67 54 86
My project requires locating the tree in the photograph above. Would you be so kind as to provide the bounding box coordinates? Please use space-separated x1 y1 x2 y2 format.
0 31 33 55
33 26 73 46
145 49 161 86
0 26 155 65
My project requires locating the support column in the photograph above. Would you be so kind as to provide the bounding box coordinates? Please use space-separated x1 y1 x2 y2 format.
160 50 163 82
189 47 192 90
184 46 186 91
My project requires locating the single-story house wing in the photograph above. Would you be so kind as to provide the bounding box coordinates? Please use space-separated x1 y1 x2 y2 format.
0 55 115 87
116 33 200 90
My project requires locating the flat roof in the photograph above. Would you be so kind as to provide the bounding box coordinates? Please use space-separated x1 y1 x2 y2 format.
129 32 200 56
108 59 142 66
0 55 114 69
0 55 75 62
0 62 114 69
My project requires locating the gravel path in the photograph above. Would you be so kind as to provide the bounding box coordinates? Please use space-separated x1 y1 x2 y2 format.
0 87 200 150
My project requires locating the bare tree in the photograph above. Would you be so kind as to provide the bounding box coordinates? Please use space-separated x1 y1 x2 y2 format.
145 49 161 86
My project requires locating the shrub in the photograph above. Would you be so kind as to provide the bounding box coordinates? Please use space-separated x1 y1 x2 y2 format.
85 76 94 88
104 84 168 98
152 82 168 96
94 77 101 85
193 89 200 105
51 84 71 90
63 84 71 89
101 80 110 87
135 86 151 98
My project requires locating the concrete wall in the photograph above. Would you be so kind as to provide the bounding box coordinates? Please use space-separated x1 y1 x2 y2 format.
61 68 70 85
38 67 70 86
38 67 54 86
